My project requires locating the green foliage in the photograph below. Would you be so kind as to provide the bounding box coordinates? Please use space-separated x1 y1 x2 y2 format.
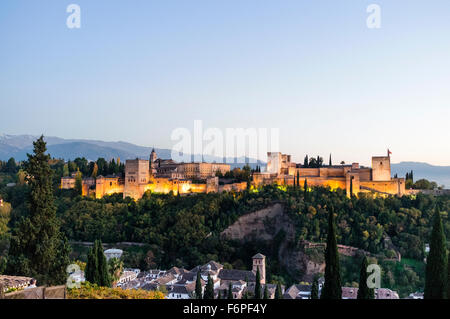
275 283 282 299
254 268 261 299
228 282 233 299
424 209 448 299
195 270 202 299
357 256 374 299
311 277 319 299
321 209 342 299
203 274 214 299
85 240 112 287
5 136 70 285
263 284 268 299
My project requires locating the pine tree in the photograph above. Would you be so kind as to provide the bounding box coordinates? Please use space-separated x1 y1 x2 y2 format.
195 270 203 299
275 283 283 299
424 208 448 299
254 268 261 299
263 285 269 299
228 283 233 299
6 136 70 285
311 277 319 299
204 274 214 299
321 207 342 299
357 256 374 299
329 154 332 166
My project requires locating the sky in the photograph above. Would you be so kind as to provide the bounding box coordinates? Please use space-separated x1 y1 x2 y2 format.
0 0 449 166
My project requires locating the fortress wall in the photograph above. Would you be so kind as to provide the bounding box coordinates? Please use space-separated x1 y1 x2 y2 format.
358 168 372 181
360 180 403 195
297 168 320 177
319 167 345 178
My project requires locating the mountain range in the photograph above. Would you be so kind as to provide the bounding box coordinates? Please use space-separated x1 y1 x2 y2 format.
1 134 449 187
0 134 262 169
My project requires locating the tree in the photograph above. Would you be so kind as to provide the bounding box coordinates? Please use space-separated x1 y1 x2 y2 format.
85 245 99 285
321 207 342 299
311 277 319 299
357 256 374 299
296 171 300 187
275 283 283 299
263 285 269 299
108 257 123 286
85 240 111 287
204 274 214 299
424 208 448 299
329 154 332 166
195 270 203 299
91 163 98 178
96 240 111 287
6 136 70 285
5 158 17 174
254 268 261 299
75 170 83 196
228 282 233 299
303 155 309 168
304 178 308 199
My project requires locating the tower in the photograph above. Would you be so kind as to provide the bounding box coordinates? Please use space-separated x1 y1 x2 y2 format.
252 253 266 284
150 148 157 175
371 155 391 181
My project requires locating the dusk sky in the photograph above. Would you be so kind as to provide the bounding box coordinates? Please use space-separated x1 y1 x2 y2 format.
1 1 449 166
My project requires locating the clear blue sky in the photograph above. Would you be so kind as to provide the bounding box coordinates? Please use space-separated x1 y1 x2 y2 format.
1 1 449 166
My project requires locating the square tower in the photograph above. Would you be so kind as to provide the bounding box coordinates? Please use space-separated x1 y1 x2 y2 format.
124 159 150 200
252 253 266 284
371 156 391 181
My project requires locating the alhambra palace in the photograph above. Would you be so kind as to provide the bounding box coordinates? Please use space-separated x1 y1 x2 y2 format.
61 149 406 199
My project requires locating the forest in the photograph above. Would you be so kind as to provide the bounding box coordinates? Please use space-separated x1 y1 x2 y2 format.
1 156 449 297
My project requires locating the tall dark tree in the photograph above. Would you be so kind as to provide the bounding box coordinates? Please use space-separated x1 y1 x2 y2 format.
275 283 283 299
357 256 374 299
263 285 269 299
195 270 203 299
329 154 332 166
296 171 300 187
85 245 99 284
303 155 309 168
228 282 233 299
254 268 262 299
96 240 111 287
204 274 214 299
350 176 354 197
321 208 342 299
447 253 450 299
311 277 319 299
424 208 448 299
74 170 83 196
6 136 70 285
304 178 308 199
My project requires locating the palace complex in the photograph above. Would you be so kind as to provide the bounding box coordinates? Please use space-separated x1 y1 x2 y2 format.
61 149 406 199
253 150 406 197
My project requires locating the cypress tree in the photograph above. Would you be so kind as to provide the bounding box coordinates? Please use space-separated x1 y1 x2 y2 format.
195 270 203 299
321 208 342 299
304 178 308 200
311 277 319 299
75 170 83 196
424 208 448 299
357 256 374 299
350 177 354 197
6 136 70 285
204 274 214 299
96 240 111 287
228 283 233 299
296 171 300 187
263 285 269 299
447 253 450 299
85 245 99 284
304 155 309 168
329 154 332 166
275 283 283 299
254 268 262 299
